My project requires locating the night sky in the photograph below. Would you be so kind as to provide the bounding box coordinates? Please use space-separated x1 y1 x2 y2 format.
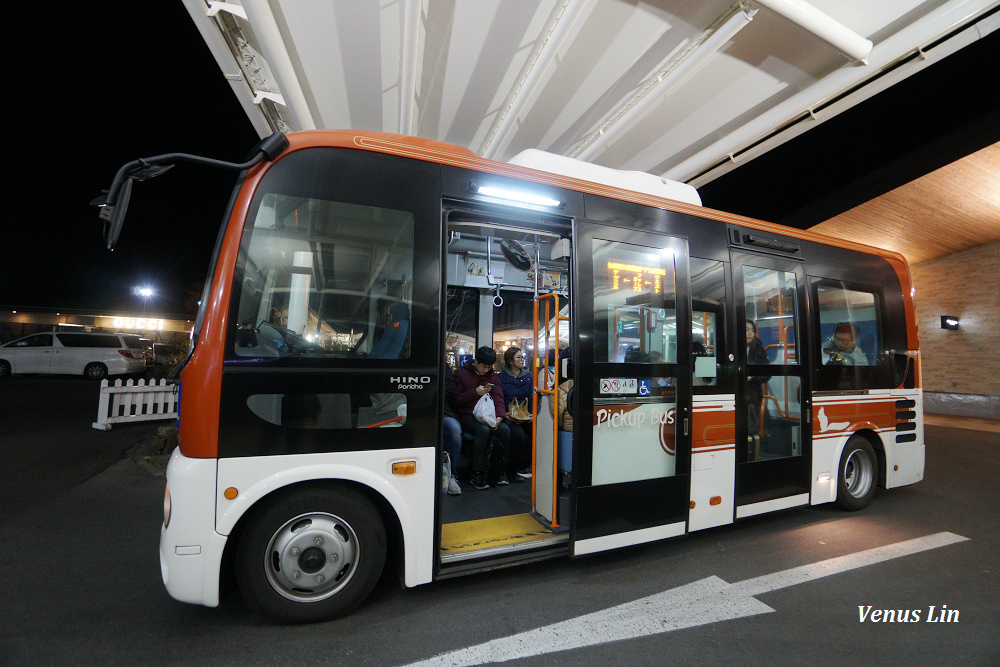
4 3 258 315
7 5 994 317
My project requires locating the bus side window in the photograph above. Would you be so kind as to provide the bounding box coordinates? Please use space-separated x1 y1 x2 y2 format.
690 258 728 391
445 287 478 370
813 280 885 390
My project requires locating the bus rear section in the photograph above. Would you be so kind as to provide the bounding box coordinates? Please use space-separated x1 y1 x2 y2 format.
149 130 923 624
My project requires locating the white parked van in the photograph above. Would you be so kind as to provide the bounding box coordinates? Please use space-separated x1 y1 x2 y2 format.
0 332 147 379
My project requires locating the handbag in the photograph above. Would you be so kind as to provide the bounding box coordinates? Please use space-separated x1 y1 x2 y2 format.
473 393 498 427
508 398 531 423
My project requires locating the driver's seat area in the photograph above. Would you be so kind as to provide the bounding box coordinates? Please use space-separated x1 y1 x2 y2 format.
369 302 409 359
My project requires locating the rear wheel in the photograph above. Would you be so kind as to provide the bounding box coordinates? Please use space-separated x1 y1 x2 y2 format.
0 360 10 378
836 436 877 511
84 363 108 380
236 486 386 623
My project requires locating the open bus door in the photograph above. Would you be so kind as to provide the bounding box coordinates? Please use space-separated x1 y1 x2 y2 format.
568 222 692 555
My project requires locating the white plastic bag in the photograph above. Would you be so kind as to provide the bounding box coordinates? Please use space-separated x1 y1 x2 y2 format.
473 393 497 428
441 451 451 492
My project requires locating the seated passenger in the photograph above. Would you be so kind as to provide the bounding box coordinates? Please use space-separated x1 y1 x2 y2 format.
549 357 574 433
442 368 462 495
544 348 558 389
624 348 649 363
452 346 511 490
549 356 574 486
823 322 869 366
501 346 532 480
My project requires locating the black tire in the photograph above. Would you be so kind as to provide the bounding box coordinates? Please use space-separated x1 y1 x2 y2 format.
84 363 108 380
235 486 386 623
836 436 877 511
0 360 10 378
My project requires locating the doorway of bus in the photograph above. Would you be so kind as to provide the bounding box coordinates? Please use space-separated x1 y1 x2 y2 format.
570 222 692 555
732 249 812 516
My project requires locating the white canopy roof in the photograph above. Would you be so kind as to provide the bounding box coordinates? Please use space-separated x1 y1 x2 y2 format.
183 0 998 188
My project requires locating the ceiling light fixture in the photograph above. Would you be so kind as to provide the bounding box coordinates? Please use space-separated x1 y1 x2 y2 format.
467 181 564 210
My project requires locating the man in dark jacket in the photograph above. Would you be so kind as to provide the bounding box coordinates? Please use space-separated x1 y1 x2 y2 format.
452 346 511 489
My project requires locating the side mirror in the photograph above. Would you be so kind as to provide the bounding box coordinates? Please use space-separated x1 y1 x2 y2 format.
99 176 132 250
93 163 173 250
92 132 288 251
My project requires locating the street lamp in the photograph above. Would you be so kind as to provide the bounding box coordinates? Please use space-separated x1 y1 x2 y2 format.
132 285 155 312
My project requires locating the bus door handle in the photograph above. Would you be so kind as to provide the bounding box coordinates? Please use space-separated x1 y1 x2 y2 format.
683 417 689 437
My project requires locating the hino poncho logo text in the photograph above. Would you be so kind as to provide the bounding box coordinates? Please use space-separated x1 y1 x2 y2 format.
391 376 431 389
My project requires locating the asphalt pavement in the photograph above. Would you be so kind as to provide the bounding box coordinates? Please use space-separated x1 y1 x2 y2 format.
1 376 997 664
0 377 161 518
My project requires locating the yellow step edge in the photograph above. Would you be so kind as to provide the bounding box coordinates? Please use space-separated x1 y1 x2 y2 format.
440 513 555 554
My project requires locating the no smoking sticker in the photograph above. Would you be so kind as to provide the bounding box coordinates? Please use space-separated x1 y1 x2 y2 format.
599 378 637 394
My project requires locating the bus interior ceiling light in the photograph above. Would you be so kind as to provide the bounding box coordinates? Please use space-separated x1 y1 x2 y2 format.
467 181 563 209
941 316 959 330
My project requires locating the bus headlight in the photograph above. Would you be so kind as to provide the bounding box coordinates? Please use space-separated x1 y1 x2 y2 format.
163 483 172 528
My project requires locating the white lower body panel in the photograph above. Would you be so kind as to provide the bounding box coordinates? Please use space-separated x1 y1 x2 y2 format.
159 445 436 608
737 493 810 519
573 521 686 556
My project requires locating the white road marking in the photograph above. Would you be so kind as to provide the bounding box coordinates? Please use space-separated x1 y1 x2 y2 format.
406 532 968 666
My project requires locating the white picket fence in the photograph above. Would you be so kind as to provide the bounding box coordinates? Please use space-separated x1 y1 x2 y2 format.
92 378 178 430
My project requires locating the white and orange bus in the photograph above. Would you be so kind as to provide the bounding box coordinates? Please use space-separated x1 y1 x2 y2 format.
96 130 924 623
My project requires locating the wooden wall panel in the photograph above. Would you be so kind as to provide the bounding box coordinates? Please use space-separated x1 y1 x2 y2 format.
810 142 1000 264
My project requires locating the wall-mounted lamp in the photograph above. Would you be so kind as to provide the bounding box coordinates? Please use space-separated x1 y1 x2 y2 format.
941 316 959 330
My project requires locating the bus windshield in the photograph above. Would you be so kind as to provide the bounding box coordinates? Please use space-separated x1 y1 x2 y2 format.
234 192 415 360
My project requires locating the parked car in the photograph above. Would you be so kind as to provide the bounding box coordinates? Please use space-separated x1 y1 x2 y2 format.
153 343 183 367
135 337 156 367
0 332 147 380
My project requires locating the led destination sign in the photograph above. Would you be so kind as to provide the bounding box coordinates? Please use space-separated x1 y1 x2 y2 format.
607 262 666 294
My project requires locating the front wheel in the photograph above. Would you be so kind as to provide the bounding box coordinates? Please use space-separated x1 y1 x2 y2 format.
236 486 386 623
0 360 10 378
836 436 877 511
84 362 108 380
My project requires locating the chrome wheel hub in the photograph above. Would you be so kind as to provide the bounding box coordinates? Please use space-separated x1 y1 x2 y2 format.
844 448 874 498
264 512 360 602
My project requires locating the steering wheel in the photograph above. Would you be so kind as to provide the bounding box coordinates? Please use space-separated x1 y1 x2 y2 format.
276 324 323 354
240 320 319 356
